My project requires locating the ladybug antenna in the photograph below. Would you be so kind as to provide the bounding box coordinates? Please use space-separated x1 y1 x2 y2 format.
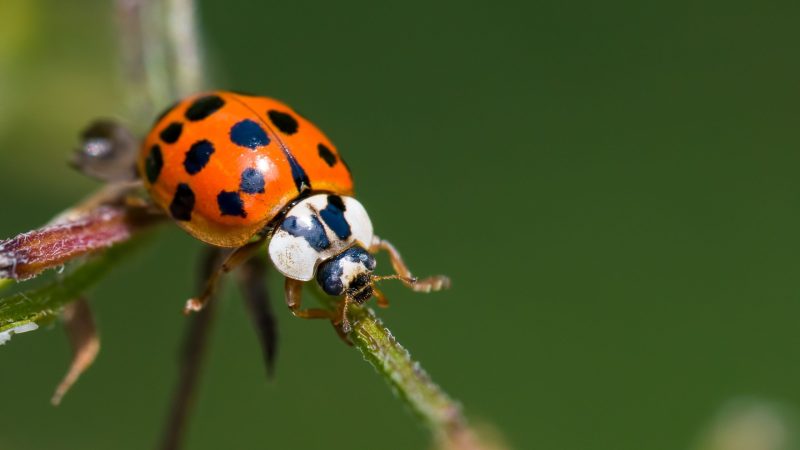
372 274 417 285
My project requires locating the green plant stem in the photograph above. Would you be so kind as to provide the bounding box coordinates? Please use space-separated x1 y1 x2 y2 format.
165 0 206 96
0 236 147 336
347 304 478 447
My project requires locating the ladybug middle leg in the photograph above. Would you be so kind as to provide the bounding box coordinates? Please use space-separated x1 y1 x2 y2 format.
183 238 265 314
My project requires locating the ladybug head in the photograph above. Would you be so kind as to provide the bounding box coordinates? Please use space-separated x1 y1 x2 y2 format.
316 246 377 303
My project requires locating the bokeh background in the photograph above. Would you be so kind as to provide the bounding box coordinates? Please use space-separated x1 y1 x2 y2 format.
1 0 800 449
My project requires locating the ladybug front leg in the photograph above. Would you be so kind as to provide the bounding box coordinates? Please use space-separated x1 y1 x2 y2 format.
284 278 352 342
51 298 99 406
369 236 451 293
284 278 334 320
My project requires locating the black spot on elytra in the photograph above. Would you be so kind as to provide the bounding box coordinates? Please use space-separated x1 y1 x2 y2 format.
240 168 265 194
184 140 215 175
170 183 195 221
159 122 183 144
268 110 299 135
230 119 270 149
144 144 163 183
277 149 311 193
319 195 351 239
317 143 337 167
185 95 225 121
288 153 311 192
281 214 330 251
217 191 247 217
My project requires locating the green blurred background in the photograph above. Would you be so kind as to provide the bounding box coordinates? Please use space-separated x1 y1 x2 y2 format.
2 0 800 449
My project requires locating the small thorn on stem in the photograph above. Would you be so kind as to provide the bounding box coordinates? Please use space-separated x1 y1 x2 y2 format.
52 299 100 406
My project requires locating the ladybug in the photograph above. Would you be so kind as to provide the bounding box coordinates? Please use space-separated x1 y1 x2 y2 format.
132 91 449 331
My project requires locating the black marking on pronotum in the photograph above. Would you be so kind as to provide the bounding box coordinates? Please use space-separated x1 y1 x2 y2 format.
317 143 337 167
281 214 330 251
185 95 225 121
145 144 163 183
184 140 215 175
217 191 247 218
230 119 270 149
319 195 351 239
240 168 265 194
170 183 195 221
159 122 183 144
328 194 346 211
268 110 299 135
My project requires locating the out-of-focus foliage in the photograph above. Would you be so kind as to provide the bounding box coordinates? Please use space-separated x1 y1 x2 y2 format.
693 399 799 450
0 0 39 132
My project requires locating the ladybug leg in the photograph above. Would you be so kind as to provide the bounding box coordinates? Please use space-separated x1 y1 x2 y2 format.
51 298 100 406
373 288 390 308
370 236 451 293
284 278 335 320
237 254 279 377
284 278 353 344
161 247 222 450
184 239 264 314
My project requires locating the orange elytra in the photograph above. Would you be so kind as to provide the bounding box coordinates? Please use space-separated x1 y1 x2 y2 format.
138 91 353 247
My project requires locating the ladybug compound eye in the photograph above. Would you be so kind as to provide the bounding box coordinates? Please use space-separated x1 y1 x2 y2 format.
71 119 139 182
316 246 377 303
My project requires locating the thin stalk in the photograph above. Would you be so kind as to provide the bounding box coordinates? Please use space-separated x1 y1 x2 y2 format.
347 305 486 449
165 0 206 96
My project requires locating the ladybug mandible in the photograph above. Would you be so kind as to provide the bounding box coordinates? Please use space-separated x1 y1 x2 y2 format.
135 91 449 331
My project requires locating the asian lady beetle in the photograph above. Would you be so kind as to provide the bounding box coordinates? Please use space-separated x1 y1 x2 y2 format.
137 91 450 331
